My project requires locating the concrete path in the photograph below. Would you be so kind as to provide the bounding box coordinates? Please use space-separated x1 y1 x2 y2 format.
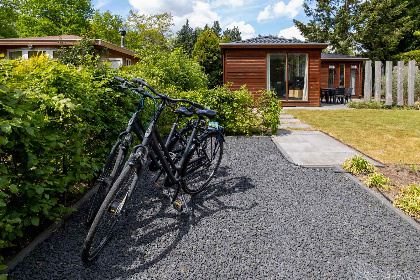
276 106 381 167
272 131 382 167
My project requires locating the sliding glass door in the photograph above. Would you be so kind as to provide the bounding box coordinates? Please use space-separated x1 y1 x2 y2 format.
267 53 308 101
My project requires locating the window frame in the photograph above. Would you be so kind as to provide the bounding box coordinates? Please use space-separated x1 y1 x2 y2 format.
7 49 55 60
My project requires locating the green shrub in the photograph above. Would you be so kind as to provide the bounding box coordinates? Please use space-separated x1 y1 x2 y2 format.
393 183 420 217
256 89 282 133
177 85 258 134
364 172 389 189
342 155 376 174
0 55 139 253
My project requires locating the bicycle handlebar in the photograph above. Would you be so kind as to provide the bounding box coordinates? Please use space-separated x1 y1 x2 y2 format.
131 77 206 110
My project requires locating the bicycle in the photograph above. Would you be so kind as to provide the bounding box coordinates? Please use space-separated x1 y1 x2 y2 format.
84 78 197 226
81 77 224 262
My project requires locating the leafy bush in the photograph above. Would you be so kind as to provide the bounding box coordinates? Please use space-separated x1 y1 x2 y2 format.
125 47 208 93
0 55 139 253
342 155 376 174
393 50 420 64
364 172 389 189
393 183 420 217
255 89 282 133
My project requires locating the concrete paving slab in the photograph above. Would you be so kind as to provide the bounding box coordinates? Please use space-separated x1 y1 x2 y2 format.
272 130 382 167
279 123 312 129
280 118 301 123
279 114 295 118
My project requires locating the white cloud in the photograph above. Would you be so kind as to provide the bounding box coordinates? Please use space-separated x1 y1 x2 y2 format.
278 26 305 41
213 0 245 7
173 1 220 31
257 0 304 22
128 0 194 17
227 21 255 40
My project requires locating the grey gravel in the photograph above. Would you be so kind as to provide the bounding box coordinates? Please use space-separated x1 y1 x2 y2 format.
8 137 420 279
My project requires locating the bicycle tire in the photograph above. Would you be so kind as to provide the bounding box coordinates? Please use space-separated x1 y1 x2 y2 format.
85 140 128 225
181 130 223 195
81 163 140 263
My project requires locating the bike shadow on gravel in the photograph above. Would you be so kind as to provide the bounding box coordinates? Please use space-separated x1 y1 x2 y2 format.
83 165 257 278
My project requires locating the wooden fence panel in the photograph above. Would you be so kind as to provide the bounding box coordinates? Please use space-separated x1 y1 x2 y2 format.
397 61 404 106
374 61 381 102
385 61 393 108
364 60 372 101
408 60 415 106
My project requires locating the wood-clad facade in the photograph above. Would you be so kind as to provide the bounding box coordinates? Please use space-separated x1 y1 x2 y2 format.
220 37 328 107
320 54 368 98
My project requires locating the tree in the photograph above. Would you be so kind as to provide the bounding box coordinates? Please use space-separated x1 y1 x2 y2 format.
125 11 173 53
0 0 18 38
90 11 124 45
354 0 413 61
223 26 241 42
211 21 222 39
192 29 222 88
15 0 93 37
174 20 195 56
395 0 420 53
294 0 359 55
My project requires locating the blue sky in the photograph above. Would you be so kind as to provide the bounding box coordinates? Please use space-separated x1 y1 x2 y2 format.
92 0 310 40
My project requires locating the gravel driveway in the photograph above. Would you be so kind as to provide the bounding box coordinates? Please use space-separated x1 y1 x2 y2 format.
8 137 420 279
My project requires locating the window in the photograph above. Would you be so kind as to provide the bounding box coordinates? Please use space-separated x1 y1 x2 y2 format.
339 64 345 87
267 53 308 101
28 51 46 58
328 67 334 88
8 49 53 60
8 51 22 60
126 58 132 66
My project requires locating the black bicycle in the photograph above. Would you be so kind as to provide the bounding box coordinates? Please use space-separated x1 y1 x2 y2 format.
81 77 224 262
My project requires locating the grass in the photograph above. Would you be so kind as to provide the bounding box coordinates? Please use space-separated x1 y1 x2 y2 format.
289 109 420 164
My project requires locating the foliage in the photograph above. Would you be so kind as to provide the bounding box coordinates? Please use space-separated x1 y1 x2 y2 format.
393 50 420 64
14 0 93 37
0 55 139 257
174 20 196 56
364 172 389 189
192 30 222 88
395 0 420 53
0 0 18 38
342 155 376 174
255 90 282 133
90 11 125 46
125 48 208 93
125 11 173 54
54 36 103 67
347 100 386 109
223 26 241 42
294 0 414 60
294 0 358 55
211 21 222 39
393 183 420 217
354 0 413 61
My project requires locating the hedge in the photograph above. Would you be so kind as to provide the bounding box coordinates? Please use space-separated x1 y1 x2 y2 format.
0 54 280 267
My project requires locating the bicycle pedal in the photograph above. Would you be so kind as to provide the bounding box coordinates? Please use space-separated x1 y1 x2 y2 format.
108 201 120 213
172 201 183 212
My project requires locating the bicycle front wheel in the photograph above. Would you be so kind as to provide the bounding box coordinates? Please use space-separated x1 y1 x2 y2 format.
182 130 223 195
82 163 140 263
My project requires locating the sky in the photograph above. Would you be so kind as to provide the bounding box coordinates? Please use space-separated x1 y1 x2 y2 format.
92 0 310 40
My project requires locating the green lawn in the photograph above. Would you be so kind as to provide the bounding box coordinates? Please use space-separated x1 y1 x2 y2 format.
289 109 420 164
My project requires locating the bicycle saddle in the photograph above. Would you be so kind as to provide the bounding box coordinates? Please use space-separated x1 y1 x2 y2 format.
196 108 216 119
174 107 194 117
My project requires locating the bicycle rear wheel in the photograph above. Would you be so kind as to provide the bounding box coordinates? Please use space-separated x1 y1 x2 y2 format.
181 130 223 195
85 140 128 225
81 163 140 263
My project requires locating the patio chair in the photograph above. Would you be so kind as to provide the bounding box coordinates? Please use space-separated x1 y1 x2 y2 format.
344 87 353 103
334 87 345 104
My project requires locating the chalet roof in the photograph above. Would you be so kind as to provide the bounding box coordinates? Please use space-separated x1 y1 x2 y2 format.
0 35 136 57
219 36 328 49
321 52 368 61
